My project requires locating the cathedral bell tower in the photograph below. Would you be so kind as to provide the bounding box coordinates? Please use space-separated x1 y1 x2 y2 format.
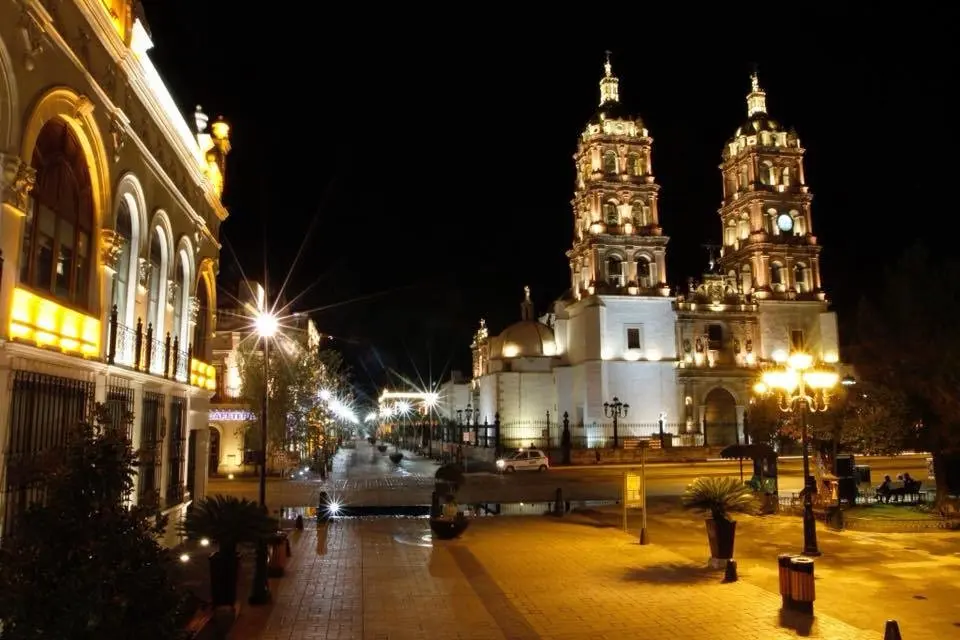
567 53 670 300
716 72 823 301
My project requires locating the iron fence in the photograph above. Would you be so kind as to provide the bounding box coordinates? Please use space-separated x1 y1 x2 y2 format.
166 396 186 508
2 371 95 538
138 391 165 506
104 381 134 440
106 306 190 383
498 420 712 451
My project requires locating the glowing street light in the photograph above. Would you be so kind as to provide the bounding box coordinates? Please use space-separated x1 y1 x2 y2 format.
753 350 839 556
249 306 276 606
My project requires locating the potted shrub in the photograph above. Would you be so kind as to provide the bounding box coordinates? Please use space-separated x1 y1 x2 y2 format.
377 444 388 453
180 495 277 607
389 450 404 464
681 477 757 563
430 463 468 540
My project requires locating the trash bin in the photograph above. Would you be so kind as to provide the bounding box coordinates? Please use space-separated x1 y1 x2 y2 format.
788 556 815 614
267 532 289 577
777 553 798 607
855 465 871 485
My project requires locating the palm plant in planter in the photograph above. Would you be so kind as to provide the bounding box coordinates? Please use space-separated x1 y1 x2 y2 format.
430 463 468 540
180 495 277 607
681 477 757 563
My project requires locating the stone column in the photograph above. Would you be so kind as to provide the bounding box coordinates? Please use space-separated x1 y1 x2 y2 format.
654 250 667 285
811 256 823 291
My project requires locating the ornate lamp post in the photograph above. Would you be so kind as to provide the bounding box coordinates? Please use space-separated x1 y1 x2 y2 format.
753 351 839 557
603 397 629 449
249 307 278 605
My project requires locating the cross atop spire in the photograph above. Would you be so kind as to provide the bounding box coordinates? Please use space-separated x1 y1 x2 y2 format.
521 286 535 321
599 51 620 106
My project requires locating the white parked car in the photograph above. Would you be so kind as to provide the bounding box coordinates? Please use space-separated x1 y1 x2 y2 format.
497 449 550 473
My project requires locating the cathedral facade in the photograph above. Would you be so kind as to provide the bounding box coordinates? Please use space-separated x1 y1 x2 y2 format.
471 58 839 449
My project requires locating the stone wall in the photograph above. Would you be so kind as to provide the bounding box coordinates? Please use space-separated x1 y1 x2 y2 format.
556 445 726 466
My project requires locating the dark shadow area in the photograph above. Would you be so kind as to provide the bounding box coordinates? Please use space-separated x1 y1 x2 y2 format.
548 514 619 530
333 505 430 517
623 562 721 584
778 608 815 636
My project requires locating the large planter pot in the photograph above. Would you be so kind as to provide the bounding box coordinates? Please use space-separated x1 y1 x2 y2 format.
429 515 469 540
705 518 737 560
389 452 403 464
377 444 387 453
208 551 240 607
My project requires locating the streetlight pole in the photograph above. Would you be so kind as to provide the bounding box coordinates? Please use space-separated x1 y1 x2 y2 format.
603 397 629 449
754 352 839 558
249 309 278 606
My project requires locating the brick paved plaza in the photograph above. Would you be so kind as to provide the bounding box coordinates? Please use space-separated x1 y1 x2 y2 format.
231 515 887 640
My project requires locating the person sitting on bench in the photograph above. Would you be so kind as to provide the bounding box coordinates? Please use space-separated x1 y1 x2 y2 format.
876 475 894 503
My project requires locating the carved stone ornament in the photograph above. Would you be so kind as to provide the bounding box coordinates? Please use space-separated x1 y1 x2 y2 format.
1 154 37 213
189 296 200 323
110 118 126 162
19 9 47 71
167 280 180 303
99 228 123 270
683 339 692 354
137 257 150 288
745 338 753 353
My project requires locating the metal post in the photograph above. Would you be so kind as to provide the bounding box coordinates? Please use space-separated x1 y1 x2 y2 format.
250 337 271 604
799 392 820 556
640 442 649 545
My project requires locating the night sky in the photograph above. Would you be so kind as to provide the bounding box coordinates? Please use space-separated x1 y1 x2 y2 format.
137 4 954 399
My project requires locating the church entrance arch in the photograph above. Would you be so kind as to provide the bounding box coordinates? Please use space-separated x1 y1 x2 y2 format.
208 427 221 475
704 387 738 446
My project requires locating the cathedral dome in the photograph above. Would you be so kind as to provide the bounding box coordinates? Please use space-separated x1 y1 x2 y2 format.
491 320 557 359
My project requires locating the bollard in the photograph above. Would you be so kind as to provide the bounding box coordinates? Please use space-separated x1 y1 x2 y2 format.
430 491 441 518
883 620 903 640
295 515 304 530
723 559 738 583
777 553 798 608
788 556 815 614
554 488 564 516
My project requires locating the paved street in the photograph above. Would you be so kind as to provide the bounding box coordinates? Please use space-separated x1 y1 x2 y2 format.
207 439 930 510
231 515 893 640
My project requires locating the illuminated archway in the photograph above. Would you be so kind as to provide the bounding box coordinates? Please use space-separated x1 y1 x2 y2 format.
20 88 111 227
704 387 738 446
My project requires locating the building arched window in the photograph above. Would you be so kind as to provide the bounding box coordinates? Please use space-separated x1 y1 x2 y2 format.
603 150 617 174
19 119 94 309
113 202 135 327
147 228 165 337
606 256 624 287
194 277 210 359
172 251 189 349
626 153 641 176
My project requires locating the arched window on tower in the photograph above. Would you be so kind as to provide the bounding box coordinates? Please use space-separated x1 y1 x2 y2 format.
603 201 618 225
603 150 618 174
632 200 649 226
781 166 791 186
791 209 805 235
724 221 737 249
794 263 809 293
770 261 785 291
626 153 642 176
636 256 653 289
606 255 624 288
20 119 94 310
760 160 774 186
740 264 753 294
738 214 750 240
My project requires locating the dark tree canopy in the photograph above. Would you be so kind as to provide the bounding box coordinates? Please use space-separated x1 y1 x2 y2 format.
0 405 186 639
855 243 960 500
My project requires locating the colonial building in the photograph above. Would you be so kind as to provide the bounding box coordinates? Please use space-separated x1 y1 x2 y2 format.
471 58 839 449
0 0 228 539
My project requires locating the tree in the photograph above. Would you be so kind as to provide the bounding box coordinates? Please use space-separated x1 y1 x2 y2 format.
237 338 350 471
0 405 185 639
855 243 960 504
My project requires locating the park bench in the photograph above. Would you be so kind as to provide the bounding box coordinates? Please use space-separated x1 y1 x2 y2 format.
876 480 923 504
